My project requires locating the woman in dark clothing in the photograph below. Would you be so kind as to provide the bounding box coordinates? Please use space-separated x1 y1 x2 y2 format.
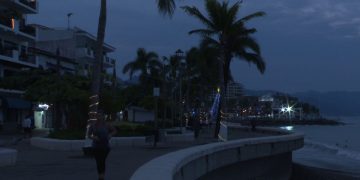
88 112 117 180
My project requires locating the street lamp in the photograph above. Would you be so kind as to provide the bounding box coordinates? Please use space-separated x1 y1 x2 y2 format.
175 49 184 58
175 49 185 130
67 13 73 29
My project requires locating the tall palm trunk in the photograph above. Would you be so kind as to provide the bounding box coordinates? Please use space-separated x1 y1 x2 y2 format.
88 0 107 129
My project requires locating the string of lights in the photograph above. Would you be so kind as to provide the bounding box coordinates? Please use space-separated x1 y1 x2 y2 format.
88 94 99 122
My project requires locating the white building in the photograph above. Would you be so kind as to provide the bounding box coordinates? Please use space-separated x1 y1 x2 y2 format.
34 25 116 77
226 82 243 99
210 82 243 100
0 0 39 77
126 106 154 123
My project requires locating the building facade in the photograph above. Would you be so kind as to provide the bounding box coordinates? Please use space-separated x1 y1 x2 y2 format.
34 25 116 77
0 0 38 77
0 0 38 130
0 1 118 131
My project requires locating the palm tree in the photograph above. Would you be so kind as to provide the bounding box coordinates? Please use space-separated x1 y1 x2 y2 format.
182 0 266 137
183 46 219 111
88 0 107 126
86 0 182 146
123 48 162 84
89 0 178 122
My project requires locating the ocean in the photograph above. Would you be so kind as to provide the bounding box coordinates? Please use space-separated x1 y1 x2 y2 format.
293 117 360 174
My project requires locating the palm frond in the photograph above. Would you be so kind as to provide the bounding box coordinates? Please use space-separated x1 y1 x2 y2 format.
182 5 215 29
237 36 261 54
188 29 216 36
122 62 137 79
239 52 266 74
240 11 266 22
200 36 221 48
157 0 176 17
206 0 223 31
225 1 240 30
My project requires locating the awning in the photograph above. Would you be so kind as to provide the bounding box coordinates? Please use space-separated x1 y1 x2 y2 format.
4 97 32 109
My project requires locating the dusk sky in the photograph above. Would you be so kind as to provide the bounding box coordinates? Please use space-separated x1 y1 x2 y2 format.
29 0 360 93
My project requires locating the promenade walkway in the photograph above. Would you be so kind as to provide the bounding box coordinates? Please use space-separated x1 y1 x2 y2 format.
0 127 266 180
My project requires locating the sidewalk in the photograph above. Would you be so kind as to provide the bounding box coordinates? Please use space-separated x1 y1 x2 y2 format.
0 128 215 180
0 126 265 180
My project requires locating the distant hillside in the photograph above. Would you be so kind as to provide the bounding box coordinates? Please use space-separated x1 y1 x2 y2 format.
293 91 360 116
243 89 281 96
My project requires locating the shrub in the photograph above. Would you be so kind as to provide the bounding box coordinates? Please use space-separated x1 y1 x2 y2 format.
48 129 85 140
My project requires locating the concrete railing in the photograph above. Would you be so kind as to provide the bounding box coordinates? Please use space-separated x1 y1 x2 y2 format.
0 148 17 167
131 126 304 180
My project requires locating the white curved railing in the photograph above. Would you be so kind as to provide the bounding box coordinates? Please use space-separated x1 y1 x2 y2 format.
131 126 304 180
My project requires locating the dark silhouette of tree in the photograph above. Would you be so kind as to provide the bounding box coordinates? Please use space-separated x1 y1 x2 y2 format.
182 0 266 137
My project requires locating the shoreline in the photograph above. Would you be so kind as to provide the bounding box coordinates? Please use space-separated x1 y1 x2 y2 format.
232 118 344 126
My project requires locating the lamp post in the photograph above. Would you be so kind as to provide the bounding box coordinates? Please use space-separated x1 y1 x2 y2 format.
175 49 184 129
67 13 73 30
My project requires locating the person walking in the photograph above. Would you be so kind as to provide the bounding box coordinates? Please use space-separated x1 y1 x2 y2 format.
88 111 117 180
22 114 32 138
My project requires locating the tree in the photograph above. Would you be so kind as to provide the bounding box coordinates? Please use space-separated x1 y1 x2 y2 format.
183 46 220 111
182 0 266 137
88 0 180 129
123 48 162 84
25 73 91 129
89 0 107 128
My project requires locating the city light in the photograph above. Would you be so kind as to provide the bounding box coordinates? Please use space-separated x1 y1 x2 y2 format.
286 106 293 112
280 126 294 131
281 105 293 113
281 107 286 112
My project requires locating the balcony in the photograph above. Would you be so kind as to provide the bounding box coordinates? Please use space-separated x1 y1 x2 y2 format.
76 48 94 59
0 48 13 58
0 48 37 67
19 52 36 64
103 56 115 68
0 16 37 40
19 23 36 37
0 15 12 29
12 0 38 14
0 0 38 14
19 0 37 10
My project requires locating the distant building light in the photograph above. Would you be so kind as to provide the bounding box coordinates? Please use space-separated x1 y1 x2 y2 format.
281 107 286 112
280 126 294 131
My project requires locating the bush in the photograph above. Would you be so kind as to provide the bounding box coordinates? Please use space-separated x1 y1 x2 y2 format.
114 123 154 137
48 129 85 140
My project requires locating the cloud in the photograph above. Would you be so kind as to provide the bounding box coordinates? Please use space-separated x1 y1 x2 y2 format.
259 0 360 38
